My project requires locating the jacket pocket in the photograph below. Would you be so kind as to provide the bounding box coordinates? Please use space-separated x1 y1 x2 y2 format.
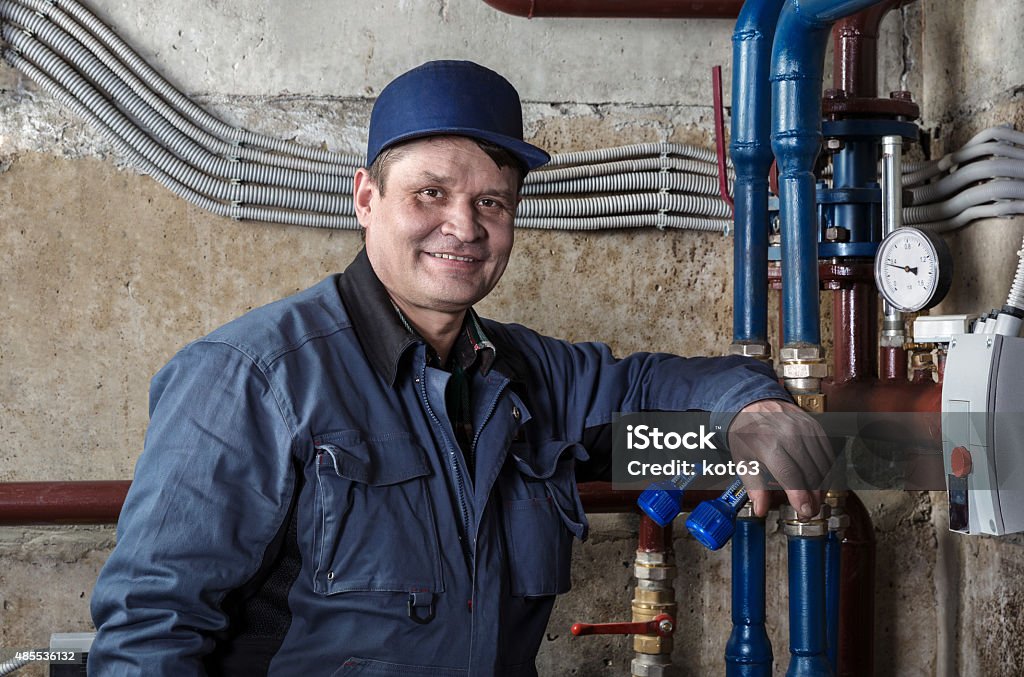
501 440 589 597
313 431 443 596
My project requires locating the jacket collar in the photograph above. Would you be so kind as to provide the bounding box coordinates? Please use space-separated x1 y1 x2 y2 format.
337 249 419 387
337 249 525 386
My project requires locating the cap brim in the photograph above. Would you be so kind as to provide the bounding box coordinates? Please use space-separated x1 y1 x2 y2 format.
381 127 550 171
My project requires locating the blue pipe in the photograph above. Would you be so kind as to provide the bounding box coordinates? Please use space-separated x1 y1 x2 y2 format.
786 535 832 677
824 530 841 674
726 516 773 676
731 0 785 345
770 0 887 347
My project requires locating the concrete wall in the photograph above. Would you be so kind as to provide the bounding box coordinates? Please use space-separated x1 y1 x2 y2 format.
0 1 1022 675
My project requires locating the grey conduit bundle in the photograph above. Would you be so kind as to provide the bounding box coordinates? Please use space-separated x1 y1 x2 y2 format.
904 125 1024 231
3 49 359 228
541 142 730 169
12 0 356 175
522 171 722 197
0 0 737 232
1 25 352 214
524 156 733 184
516 215 730 232
51 0 360 165
3 0 1018 234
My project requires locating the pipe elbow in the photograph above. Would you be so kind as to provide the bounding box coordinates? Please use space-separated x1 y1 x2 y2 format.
480 0 532 17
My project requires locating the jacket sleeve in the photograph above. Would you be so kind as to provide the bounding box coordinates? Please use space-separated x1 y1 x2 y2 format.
497 323 791 479
89 340 298 676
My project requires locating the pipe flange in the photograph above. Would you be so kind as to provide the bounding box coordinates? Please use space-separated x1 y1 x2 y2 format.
780 346 823 361
821 94 920 120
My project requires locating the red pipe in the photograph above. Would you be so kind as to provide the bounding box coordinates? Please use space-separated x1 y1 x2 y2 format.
0 481 129 526
832 1 905 98
832 283 877 384
639 514 672 552
481 0 743 19
712 64 734 214
879 345 909 382
838 491 875 677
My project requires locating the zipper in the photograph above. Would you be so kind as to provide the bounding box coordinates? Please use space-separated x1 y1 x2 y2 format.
417 363 473 565
470 379 509 464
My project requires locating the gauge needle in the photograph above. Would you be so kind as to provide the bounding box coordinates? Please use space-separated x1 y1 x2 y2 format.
887 263 918 275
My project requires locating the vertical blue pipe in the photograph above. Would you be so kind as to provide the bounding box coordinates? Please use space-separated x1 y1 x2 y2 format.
786 535 832 677
731 0 785 345
726 516 773 676
825 531 842 674
770 0 888 347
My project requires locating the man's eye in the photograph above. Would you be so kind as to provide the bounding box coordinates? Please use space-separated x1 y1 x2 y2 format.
479 198 505 210
420 188 442 198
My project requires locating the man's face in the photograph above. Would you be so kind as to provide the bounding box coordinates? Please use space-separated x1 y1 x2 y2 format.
354 136 519 318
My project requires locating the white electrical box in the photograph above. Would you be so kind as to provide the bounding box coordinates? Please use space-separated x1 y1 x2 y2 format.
913 314 976 344
941 334 1024 535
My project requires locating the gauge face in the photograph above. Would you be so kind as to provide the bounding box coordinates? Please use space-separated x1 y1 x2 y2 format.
874 227 953 312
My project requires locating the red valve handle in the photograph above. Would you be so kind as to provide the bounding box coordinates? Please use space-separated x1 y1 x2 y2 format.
570 614 674 638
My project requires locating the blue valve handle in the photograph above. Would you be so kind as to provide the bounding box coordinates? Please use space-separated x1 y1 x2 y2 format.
686 478 749 550
637 463 703 527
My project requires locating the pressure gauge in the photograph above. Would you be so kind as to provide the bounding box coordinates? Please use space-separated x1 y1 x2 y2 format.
874 227 953 312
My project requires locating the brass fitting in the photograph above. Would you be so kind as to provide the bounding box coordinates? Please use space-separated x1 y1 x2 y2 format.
632 586 676 655
793 393 826 413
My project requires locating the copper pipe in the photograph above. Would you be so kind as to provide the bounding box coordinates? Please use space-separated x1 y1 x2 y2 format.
832 0 907 98
838 490 875 677
481 0 743 19
0 481 129 525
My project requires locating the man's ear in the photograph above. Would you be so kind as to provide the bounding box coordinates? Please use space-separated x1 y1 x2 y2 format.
353 168 376 226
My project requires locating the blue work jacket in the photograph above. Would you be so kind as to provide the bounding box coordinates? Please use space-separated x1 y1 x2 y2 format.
89 250 788 676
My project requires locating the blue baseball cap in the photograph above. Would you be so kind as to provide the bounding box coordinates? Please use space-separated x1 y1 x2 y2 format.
367 60 550 171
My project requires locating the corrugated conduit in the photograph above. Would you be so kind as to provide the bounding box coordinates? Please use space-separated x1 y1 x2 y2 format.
0 0 1021 235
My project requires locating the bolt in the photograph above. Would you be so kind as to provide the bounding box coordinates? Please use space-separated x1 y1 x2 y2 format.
826 138 843 151
658 619 674 635
825 226 850 242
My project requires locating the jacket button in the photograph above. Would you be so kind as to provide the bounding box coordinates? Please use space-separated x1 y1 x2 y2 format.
512 405 521 421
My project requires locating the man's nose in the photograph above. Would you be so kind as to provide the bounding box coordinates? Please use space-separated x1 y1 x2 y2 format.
440 200 484 242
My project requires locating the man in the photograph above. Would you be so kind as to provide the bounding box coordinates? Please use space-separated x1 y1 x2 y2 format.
89 60 831 675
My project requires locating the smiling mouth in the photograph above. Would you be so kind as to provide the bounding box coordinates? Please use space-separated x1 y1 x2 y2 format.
428 252 479 263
